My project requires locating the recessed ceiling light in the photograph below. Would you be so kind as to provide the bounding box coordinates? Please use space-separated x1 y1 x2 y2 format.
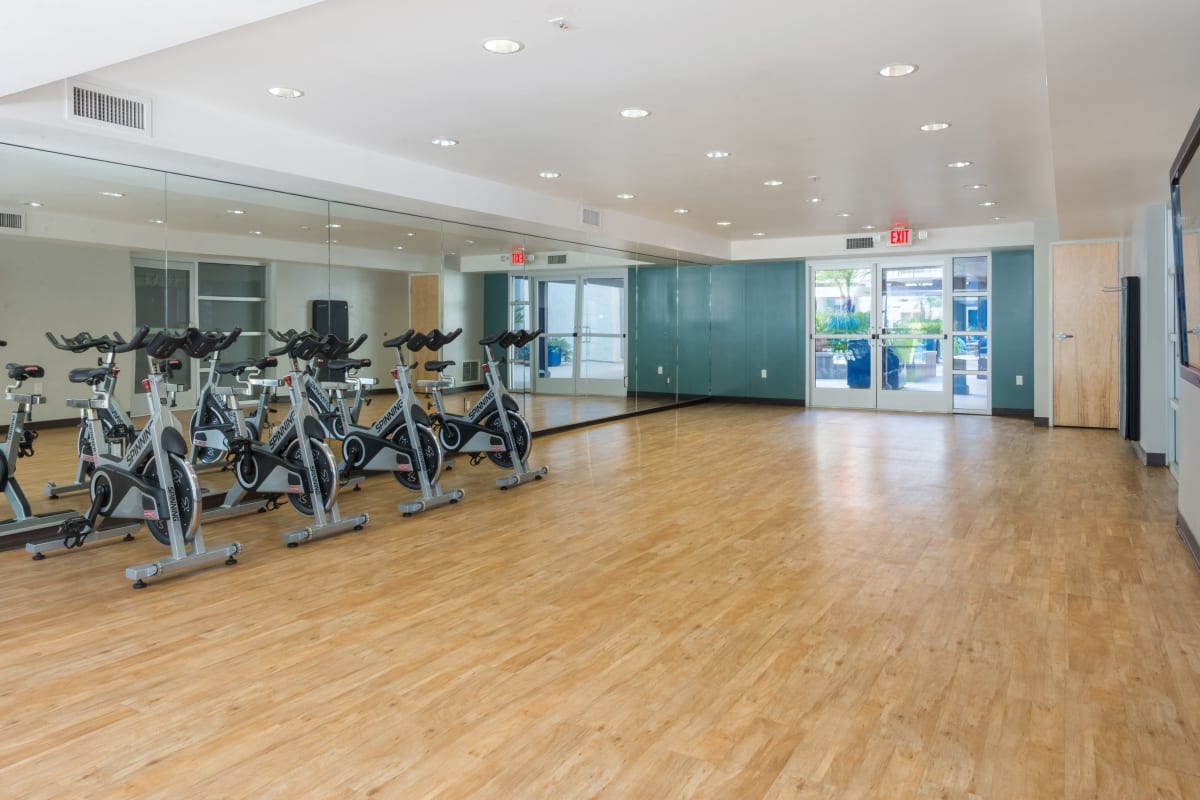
539 171 561 179
763 180 784 187
299 225 311 231
406 232 415 237
673 208 689 214
616 193 635 200
394 245 404 250
920 122 950 132
808 175 820 181
100 192 124 198
835 212 852 217
325 239 338 244
325 223 341 228
977 201 997 207
226 209 245 215
964 184 988 190
620 108 650 119
879 63 918 78
466 240 475 244
20 201 42 207
447 251 457 256
862 225 876 230
482 39 524 54
991 216 1006 221
716 221 732 226
431 137 459 147
149 218 164 224
752 232 766 237
705 151 730 159
809 197 823 204
268 87 304 98
947 161 972 168
250 230 263 236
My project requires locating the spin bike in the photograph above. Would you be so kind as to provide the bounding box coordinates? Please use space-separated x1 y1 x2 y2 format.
0 341 138 549
267 329 369 439
33 327 242 588
43 330 138 499
422 328 548 489
339 328 463 517
225 330 369 546
189 336 278 465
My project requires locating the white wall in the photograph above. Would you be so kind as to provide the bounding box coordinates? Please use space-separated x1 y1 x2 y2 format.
440 267 485 385
0 236 138 420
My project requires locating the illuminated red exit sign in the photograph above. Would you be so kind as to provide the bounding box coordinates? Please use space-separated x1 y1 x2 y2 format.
511 249 525 265
889 228 912 246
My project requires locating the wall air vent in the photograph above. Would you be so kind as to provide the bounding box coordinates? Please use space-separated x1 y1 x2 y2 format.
547 254 568 265
0 211 25 232
581 207 602 227
66 81 151 136
845 236 876 250
461 360 480 383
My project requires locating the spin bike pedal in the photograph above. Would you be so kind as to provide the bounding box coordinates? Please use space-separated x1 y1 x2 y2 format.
106 424 133 444
226 436 252 458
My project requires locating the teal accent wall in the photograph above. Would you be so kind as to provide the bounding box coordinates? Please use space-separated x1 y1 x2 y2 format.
991 249 1035 411
483 273 509 337
628 259 806 402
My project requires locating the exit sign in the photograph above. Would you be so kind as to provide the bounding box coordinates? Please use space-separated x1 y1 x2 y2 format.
889 228 912 246
511 249 525 265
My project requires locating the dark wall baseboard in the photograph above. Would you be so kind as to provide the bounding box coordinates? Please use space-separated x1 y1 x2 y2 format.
1177 513 1200 573
709 395 805 407
535 397 709 436
992 407 1034 419
1034 416 1049 427
1132 441 1168 467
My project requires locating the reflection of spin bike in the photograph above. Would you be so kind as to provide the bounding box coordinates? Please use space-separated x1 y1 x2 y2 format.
43 330 138 499
35 327 242 588
0 341 140 548
423 328 548 489
229 331 370 546
267 329 370 439
189 334 278 465
339 329 464 517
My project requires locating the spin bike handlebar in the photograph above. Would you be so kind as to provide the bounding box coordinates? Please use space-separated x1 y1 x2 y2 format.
185 327 241 360
141 328 193 360
46 328 143 354
268 331 326 362
426 328 463 350
382 329 415 349
321 332 368 360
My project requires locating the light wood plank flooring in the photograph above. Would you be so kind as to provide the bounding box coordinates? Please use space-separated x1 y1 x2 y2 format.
0 405 1195 799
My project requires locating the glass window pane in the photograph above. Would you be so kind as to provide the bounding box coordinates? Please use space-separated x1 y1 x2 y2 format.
198 263 265 297
882 339 943 392
953 373 989 410
953 256 988 291
813 338 871 389
813 268 872 335
538 279 576 333
512 275 530 303
952 296 989 332
881 266 943 334
198 299 265 333
582 277 624 336
951 335 989 371
580 337 624 382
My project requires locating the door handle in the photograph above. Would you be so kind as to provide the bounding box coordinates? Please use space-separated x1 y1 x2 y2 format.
1055 331 1074 341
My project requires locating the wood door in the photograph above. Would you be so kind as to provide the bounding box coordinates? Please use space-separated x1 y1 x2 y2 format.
409 274 441 387
1052 241 1120 428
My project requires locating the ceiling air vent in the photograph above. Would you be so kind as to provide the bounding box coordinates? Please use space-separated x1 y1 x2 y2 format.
0 211 25 232
581 207 602 227
547 254 567 265
461 361 480 383
66 81 151 136
845 236 876 250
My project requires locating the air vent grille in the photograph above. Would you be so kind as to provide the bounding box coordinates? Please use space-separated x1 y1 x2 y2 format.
461 360 480 383
547 254 567 265
581 207 601 227
845 236 875 250
0 212 25 231
67 82 150 134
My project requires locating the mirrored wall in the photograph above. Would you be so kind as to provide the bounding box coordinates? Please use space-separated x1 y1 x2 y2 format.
0 142 721 433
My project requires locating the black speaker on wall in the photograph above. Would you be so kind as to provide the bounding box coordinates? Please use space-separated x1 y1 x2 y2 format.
311 299 349 382
1119 276 1140 441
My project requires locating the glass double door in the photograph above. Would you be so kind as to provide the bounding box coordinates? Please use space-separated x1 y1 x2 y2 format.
533 273 627 396
810 260 950 411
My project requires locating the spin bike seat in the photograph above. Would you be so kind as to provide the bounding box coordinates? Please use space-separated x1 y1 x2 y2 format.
6 363 44 381
68 366 110 384
424 360 456 373
326 358 371 371
215 355 277 375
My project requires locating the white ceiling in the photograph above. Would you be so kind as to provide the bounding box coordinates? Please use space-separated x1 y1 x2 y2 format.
3 0 1200 243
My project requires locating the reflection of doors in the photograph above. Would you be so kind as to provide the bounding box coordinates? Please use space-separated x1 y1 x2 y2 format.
1052 241 1120 428
808 259 953 412
410 274 440 386
132 261 196 409
533 273 627 397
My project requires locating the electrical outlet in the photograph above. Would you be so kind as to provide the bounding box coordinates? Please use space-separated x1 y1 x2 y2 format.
657 366 663 375
1015 375 1023 386
666 376 670 384
761 369 768 379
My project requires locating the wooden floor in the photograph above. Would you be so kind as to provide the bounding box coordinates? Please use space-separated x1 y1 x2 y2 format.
0 405 1196 799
